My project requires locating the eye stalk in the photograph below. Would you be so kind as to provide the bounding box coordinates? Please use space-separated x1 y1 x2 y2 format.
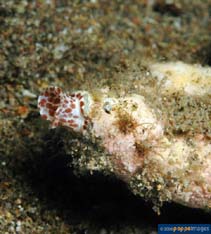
103 98 116 114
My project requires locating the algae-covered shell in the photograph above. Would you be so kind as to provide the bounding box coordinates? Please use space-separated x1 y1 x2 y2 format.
38 62 211 212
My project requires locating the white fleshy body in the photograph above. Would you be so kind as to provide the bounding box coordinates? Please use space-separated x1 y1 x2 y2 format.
38 86 92 131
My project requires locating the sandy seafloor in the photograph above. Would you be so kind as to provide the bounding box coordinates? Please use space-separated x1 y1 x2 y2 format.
0 1 211 233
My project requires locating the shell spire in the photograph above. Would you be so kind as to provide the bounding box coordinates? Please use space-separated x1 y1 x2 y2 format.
38 86 92 132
